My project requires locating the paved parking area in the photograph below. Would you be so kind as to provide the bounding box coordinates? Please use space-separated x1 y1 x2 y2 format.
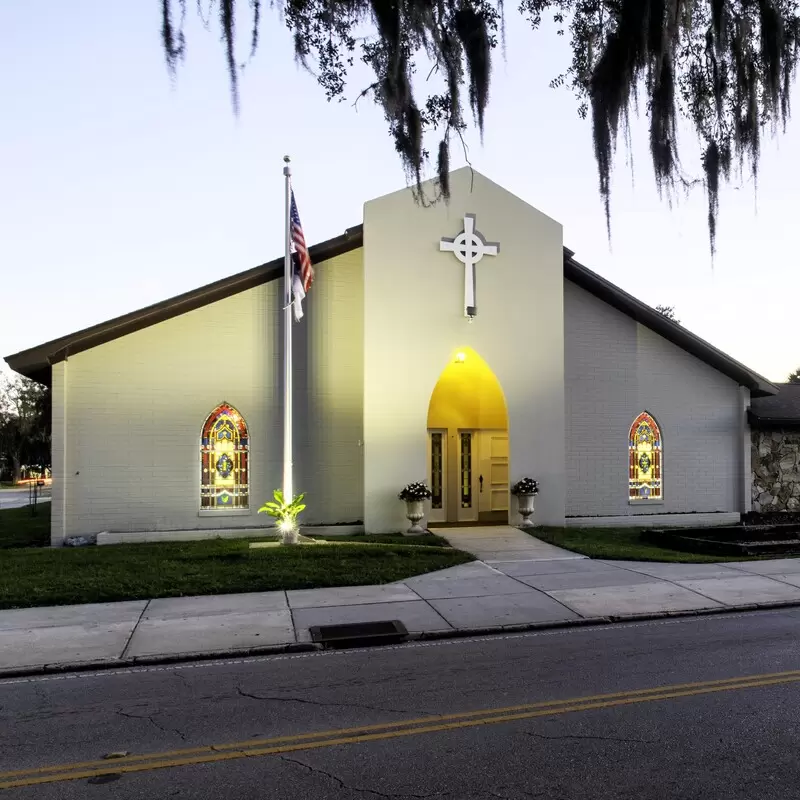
0 488 51 510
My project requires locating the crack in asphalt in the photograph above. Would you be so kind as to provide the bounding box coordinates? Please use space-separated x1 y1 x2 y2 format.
4 736 101 749
171 670 194 689
521 730 657 746
245 673 426 695
31 683 50 707
115 708 187 742
489 789 565 800
279 755 448 798
235 686 412 715
11 707 97 722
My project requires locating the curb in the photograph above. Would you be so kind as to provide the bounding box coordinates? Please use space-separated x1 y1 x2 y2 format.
0 642 322 680
2 599 800 681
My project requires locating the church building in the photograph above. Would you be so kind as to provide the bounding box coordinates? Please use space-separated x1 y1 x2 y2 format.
5 168 779 546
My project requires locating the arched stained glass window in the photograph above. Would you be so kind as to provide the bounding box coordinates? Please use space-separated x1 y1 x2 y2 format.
628 412 662 501
201 403 249 510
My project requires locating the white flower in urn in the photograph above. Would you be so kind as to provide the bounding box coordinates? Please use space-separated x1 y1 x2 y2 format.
511 478 539 528
399 481 432 536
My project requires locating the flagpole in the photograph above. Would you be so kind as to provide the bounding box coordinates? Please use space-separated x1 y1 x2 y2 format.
282 156 293 514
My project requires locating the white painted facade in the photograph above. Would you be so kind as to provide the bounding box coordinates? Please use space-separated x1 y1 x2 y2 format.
19 168 765 545
49 251 363 545
363 170 566 532
563 281 750 519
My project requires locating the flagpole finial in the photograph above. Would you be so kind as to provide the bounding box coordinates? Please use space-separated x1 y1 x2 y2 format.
283 155 291 177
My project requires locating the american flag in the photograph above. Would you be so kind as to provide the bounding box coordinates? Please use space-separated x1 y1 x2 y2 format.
290 191 314 320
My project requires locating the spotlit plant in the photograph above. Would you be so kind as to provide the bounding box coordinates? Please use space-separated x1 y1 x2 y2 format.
258 489 307 545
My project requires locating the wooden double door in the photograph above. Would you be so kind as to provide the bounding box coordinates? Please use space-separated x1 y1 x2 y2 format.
427 429 509 524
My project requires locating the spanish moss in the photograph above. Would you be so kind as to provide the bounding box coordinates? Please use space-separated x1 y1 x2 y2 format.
161 0 800 255
522 0 800 255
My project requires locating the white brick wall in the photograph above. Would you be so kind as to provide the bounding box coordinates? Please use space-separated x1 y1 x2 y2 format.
51 361 67 542
55 250 364 544
51 243 752 541
564 280 747 517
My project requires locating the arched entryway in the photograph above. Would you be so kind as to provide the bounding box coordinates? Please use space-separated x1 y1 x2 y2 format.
427 348 509 525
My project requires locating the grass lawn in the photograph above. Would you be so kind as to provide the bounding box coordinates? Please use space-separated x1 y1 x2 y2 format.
532 526 776 563
0 506 472 609
0 505 50 549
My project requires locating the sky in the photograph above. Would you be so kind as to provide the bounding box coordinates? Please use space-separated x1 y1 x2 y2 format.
1 2 797 383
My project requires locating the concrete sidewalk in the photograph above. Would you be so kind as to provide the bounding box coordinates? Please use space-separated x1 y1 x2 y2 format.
5 534 800 675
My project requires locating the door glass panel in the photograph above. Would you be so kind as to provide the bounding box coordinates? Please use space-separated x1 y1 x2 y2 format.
430 432 444 510
460 432 473 509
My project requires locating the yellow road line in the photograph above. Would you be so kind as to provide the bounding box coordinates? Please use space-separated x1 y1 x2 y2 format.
4 667 798 779
2 670 799 790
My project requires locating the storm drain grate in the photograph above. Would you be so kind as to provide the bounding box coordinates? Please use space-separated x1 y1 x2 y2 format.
309 620 409 649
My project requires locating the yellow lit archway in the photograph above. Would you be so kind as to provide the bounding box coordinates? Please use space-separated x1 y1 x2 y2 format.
426 348 509 525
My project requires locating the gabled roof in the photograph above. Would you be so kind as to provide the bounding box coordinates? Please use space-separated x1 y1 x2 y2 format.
4 224 363 386
5 225 778 397
562 250 777 397
749 383 800 428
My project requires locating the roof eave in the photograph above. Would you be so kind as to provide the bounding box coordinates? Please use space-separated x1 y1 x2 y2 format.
748 410 800 430
6 231 777 401
4 224 365 386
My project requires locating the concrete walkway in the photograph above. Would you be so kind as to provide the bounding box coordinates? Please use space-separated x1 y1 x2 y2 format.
433 525 585 563
6 535 800 675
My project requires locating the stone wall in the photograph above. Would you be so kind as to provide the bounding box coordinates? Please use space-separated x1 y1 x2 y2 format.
751 430 800 512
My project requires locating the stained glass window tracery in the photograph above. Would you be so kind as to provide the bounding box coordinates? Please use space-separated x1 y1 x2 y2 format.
200 403 249 510
628 412 662 501
460 432 473 509
430 432 444 510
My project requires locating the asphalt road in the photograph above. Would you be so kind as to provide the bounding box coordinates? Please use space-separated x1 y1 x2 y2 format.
3 608 800 798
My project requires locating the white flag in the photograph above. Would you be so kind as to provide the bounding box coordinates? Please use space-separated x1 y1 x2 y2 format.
291 272 306 321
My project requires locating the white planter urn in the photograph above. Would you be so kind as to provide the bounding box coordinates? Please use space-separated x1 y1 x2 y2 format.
404 499 426 535
517 493 536 528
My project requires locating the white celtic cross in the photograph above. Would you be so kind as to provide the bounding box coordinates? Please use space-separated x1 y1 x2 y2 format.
439 213 500 318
